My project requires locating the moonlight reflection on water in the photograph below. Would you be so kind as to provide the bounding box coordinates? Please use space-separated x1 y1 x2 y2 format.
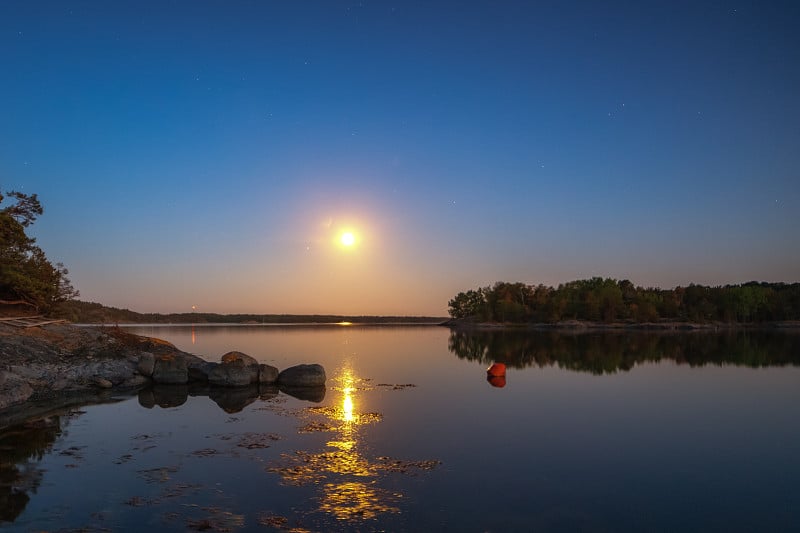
268 363 436 523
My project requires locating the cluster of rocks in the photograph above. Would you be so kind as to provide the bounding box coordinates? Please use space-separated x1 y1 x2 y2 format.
138 350 326 389
0 324 325 415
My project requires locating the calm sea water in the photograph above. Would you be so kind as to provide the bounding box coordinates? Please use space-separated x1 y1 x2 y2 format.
2 326 799 532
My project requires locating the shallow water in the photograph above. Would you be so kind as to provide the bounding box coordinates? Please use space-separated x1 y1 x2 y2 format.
2 326 800 532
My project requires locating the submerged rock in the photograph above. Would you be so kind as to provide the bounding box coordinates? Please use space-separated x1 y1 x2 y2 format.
277 364 326 388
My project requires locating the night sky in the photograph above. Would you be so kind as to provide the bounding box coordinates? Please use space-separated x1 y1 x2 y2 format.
2 1 798 315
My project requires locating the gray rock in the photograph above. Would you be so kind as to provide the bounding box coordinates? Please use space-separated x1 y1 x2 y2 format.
208 364 257 387
187 358 215 382
220 351 259 367
207 351 261 386
152 355 189 384
92 360 137 384
8 365 46 380
0 371 34 410
137 352 155 376
120 375 150 388
258 364 279 384
277 364 326 388
93 377 113 389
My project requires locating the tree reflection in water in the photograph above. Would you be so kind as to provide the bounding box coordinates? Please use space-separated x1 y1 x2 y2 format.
269 364 437 523
449 329 800 374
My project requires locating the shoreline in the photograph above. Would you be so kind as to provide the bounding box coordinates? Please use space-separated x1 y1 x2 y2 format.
0 323 326 427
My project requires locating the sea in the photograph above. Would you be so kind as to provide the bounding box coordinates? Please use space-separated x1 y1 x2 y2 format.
2 325 799 532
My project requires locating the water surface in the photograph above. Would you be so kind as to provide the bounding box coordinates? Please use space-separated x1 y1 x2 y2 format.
2 326 799 531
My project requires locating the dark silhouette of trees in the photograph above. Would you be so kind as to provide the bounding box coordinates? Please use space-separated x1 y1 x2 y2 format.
448 278 800 324
0 191 78 313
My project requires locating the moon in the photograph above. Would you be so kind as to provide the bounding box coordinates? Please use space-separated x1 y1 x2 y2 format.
340 232 356 247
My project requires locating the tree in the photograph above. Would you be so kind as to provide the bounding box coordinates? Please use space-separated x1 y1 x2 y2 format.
448 289 488 320
0 190 78 312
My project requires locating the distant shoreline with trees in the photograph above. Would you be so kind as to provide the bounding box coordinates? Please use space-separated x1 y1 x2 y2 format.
51 300 446 325
447 279 800 329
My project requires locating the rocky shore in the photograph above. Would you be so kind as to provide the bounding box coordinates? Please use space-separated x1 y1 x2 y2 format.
0 323 326 424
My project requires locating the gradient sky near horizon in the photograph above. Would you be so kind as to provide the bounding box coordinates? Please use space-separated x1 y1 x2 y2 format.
2 1 798 315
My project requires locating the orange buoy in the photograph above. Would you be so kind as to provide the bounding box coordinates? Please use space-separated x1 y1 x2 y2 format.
487 362 506 377
487 374 506 388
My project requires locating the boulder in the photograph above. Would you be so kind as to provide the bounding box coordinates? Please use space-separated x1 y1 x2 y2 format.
187 358 215 382
92 377 113 389
258 364 279 384
152 354 189 385
277 364 326 388
208 351 260 387
208 365 254 387
120 374 150 389
137 352 155 377
221 351 259 367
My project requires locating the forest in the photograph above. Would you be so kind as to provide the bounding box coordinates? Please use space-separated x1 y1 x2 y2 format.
448 278 800 324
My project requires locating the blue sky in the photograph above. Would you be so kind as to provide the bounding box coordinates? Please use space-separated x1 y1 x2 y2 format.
2 1 798 315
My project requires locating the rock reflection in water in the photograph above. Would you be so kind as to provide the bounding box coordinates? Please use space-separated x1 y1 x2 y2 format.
136 383 305 413
0 413 68 523
268 365 438 523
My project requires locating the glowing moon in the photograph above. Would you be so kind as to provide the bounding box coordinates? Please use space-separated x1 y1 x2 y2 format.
340 232 356 247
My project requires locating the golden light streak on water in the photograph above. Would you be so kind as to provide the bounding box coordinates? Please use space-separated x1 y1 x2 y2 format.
270 363 401 522
342 368 355 423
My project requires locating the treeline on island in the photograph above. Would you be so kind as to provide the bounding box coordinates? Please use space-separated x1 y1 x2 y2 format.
52 300 444 325
448 278 800 324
